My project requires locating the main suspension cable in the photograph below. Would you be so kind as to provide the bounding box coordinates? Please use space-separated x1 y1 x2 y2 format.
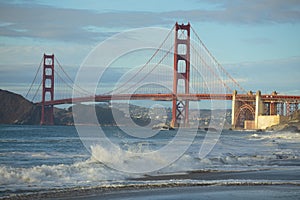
25 56 43 99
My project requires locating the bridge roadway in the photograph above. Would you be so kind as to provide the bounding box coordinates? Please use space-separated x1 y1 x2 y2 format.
37 93 300 106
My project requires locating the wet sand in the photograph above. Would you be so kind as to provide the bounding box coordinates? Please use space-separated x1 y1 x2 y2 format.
136 167 300 181
3 169 300 200
6 185 299 200
53 185 300 200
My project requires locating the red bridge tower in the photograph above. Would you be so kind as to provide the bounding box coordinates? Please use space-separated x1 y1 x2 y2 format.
40 54 55 125
171 22 191 127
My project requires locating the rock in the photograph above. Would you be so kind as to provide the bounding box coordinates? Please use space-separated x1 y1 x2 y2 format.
270 124 299 133
291 110 300 120
256 129 264 132
267 124 288 132
279 125 299 133
204 127 218 132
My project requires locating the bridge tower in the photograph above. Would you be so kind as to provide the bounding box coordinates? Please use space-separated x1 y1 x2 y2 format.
171 22 191 127
40 54 55 125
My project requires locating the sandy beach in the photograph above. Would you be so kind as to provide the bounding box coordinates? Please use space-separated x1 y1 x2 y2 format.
5 184 299 200
46 185 300 200
3 168 299 200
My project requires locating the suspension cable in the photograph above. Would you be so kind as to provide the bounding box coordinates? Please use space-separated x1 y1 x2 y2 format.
53 69 89 97
105 24 176 94
55 58 93 96
31 80 42 102
191 26 246 93
25 56 43 99
115 44 174 94
190 43 232 93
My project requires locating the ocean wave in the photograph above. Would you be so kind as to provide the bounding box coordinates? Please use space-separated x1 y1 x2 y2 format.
160 152 299 175
1 126 300 199
0 138 80 144
249 132 300 142
1 152 300 199
1 142 298 194
0 151 88 159
1 152 298 190
0 159 131 194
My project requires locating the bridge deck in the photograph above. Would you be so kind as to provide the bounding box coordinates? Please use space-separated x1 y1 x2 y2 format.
37 93 300 106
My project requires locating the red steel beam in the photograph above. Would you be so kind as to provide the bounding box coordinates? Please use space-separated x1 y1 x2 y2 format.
37 93 300 106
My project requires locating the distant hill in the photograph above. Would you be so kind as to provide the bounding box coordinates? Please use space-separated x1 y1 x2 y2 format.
70 104 126 125
0 89 127 125
0 89 72 125
0 89 40 124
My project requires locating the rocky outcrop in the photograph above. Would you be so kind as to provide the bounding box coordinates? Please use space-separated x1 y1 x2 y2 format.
0 89 39 124
0 89 73 125
267 110 300 132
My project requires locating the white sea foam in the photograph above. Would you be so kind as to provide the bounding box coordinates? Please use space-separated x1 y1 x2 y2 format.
90 144 170 173
250 132 300 142
0 159 131 193
2 133 298 193
1 126 300 197
0 143 259 191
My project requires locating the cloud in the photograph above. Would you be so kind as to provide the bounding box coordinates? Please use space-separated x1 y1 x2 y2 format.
224 56 300 93
0 2 171 43
1 0 299 97
164 0 300 24
1 0 299 44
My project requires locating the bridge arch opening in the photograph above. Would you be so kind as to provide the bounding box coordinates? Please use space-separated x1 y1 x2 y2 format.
178 30 188 40
44 91 53 101
178 60 186 73
45 68 52 76
235 104 255 128
178 44 187 55
45 57 53 65
45 79 52 88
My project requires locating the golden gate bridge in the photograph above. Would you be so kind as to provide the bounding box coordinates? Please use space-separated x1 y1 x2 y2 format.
26 22 300 129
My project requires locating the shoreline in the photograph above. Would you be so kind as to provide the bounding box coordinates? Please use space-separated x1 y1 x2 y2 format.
2 168 299 200
3 183 299 200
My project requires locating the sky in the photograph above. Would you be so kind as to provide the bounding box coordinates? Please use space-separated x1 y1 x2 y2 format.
1 0 300 100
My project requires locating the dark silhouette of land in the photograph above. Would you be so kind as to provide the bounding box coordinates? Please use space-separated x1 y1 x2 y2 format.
1 89 299 132
0 89 164 126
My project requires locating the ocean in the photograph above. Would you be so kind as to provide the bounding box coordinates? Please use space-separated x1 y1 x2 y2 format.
0 125 300 199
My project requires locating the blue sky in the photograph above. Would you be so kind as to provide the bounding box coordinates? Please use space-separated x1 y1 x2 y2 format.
0 0 300 99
